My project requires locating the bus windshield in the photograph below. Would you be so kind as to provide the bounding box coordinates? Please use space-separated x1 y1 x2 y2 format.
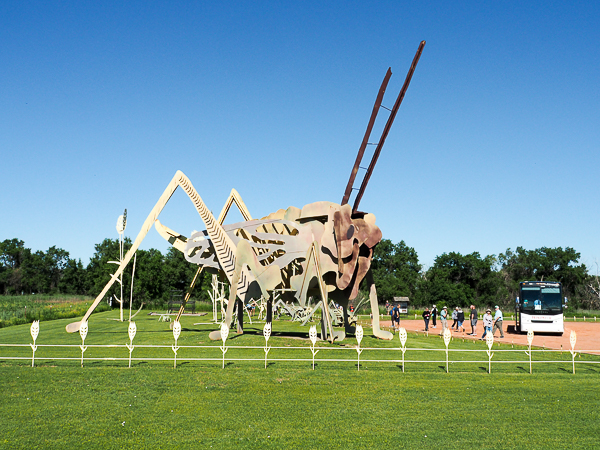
521 286 562 313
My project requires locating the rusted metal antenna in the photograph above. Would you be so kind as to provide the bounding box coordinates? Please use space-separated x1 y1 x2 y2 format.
341 40 426 214
340 68 392 207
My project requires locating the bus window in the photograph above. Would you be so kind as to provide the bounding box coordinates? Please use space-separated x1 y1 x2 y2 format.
541 287 562 310
521 287 541 312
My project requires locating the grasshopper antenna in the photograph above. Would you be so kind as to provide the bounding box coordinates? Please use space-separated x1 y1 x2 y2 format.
342 40 426 214
341 68 392 207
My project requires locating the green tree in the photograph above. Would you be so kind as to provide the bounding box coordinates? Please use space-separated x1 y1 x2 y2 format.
132 248 166 305
0 239 29 294
0 238 28 269
19 250 45 294
59 258 87 295
85 238 174 307
41 246 70 293
162 247 207 301
368 239 421 303
582 265 600 310
85 238 133 301
498 246 587 306
425 252 505 308
0 240 75 295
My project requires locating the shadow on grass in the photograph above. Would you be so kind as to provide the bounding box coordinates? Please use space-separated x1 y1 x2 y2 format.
181 328 202 333
140 330 182 334
85 360 128 369
226 334 244 341
88 330 137 335
555 365 598 374
243 329 313 339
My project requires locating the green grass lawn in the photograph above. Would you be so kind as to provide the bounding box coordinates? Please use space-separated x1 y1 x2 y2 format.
1 310 599 449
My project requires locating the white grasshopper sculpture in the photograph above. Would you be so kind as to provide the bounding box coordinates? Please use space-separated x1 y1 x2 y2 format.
66 41 426 343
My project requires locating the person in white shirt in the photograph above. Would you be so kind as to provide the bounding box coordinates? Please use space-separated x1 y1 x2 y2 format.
480 309 493 340
440 306 448 335
493 305 505 338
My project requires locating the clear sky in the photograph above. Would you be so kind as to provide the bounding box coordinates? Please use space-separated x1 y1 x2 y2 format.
1 1 599 271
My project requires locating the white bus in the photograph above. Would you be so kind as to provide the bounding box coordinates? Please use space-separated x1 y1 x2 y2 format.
515 281 566 335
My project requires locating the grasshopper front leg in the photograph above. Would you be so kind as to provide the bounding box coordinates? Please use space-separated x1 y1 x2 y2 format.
156 187 255 324
209 239 282 340
365 269 393 340
295 242 340 343
66 172 186 333
67 170 247 333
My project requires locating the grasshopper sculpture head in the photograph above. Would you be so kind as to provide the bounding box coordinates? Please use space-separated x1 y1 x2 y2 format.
327 204 382 299
285 202 382 306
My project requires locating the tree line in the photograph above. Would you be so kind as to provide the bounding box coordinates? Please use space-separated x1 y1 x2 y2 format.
370 240 597 310
1 237 598 310
0 238 202 306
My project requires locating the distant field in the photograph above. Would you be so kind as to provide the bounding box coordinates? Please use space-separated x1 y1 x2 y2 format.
1 312 599 449
0 294 110 328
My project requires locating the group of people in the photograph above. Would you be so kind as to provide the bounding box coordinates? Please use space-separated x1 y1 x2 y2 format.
421 305 438 331
387 302 506 340
423 304 505 339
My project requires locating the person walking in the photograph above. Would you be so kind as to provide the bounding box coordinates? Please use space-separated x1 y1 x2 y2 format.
469 305 478 336
440 306 448 335
393 304 400 331
457 307 465 333
431 305 438 328
493 305 505 338
422 307 431 331
451 307 458 330
480 309 493 340
389 304 395 330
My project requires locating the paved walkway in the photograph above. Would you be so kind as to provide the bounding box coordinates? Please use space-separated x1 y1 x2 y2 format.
379 318 600 355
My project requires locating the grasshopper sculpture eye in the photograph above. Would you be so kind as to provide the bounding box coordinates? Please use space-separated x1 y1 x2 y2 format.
66 41 425 343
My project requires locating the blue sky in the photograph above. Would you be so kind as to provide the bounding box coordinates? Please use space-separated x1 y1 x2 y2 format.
1 1 599 271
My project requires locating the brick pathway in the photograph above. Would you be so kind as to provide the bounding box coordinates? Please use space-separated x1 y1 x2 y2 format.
379 318 600 355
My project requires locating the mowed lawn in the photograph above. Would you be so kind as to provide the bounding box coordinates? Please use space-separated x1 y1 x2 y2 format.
1 310 599 449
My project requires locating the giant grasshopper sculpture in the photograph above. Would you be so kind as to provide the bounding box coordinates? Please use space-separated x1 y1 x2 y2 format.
66 41 426 342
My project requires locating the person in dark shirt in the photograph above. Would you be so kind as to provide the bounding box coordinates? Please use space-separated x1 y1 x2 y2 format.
431 305 438 329
393 305 400 331
422 307 431 331
456 307 465 333
469 305 478 336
